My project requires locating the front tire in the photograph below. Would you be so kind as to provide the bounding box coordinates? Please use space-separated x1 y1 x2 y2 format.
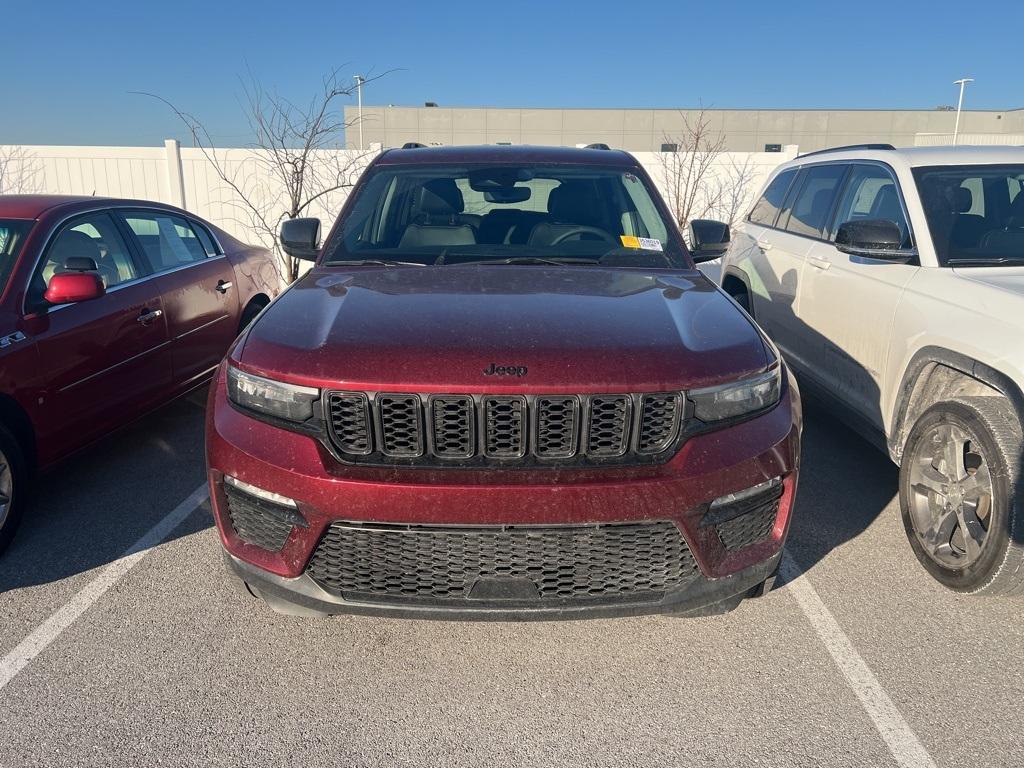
899 397 1024 595
0 424 27 556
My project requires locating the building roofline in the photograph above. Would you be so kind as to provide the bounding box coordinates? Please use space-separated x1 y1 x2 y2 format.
349 104 1024 114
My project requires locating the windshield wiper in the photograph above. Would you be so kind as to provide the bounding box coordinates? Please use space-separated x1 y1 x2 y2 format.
948 257 1024 267
449 256 600 266
327 259 426 267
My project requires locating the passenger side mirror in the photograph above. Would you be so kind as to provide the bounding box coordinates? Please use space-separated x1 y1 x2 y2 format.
44 258 106 304
688 219 731 263
835 219 917 261
280 218 321 261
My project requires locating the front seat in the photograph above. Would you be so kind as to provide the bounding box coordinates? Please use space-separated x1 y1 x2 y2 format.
950 187 988 248
869 183 907 243
527 181 605 246
398 179 477 249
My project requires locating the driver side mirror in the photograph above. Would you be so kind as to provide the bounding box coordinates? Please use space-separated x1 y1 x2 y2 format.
44 257 106 304
280 218 321 261
835 219 917 261
688 219 731 263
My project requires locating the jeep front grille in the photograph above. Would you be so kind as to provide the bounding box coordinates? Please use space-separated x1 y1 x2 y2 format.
325 391 686 467
305 520 699 604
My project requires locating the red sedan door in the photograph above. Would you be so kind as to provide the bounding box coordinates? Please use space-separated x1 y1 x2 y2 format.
21 212 172 465
119 211 240 390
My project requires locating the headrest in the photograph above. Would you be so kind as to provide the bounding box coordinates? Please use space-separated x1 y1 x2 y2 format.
871 184 902 221
51 230 100 267
1007 191 1024 226
419 179 464 215
548 181 600 223
955 187 973 213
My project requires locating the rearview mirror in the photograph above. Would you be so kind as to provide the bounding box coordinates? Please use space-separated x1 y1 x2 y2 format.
688 219 730 263
280 218 321 261
44 270 105 304
835 219 917 261
484 187 531 204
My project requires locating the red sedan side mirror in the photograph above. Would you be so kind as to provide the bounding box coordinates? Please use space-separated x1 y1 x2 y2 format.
44 271 106 304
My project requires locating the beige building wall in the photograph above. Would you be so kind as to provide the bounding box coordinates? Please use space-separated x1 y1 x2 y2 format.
346 106 1024 153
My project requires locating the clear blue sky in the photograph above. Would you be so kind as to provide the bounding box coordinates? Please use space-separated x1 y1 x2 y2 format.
6 0 1022 146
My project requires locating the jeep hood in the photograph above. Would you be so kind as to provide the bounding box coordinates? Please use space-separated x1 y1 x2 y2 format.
238 266 768 391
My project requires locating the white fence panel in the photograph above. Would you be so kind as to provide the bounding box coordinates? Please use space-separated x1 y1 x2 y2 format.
1 142 795 248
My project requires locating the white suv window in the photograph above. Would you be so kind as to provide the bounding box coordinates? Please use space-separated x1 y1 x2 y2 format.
748 169 797 227
831 165 910 245
780 165 847 238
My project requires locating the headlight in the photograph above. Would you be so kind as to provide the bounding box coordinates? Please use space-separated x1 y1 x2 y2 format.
227 365 319 422
689 366 782 422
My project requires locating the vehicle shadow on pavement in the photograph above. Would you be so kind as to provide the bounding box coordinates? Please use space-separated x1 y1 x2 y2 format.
737 262 906 572
785 400 900 572
0 394 212 594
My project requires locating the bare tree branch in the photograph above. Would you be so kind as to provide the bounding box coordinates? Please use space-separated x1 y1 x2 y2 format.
657 109 728 230
0 146 44 194
134 67 390 281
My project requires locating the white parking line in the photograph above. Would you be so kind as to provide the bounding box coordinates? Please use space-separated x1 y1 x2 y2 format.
780 553 938 768
0 483 209 691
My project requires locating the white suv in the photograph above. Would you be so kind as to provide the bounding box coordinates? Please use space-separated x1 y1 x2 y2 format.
704 145 1024 595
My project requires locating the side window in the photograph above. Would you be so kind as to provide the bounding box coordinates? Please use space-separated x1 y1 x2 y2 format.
192 222 221 256
781 164 847 238
122 212 209 271
29 213 141 308
831 165 910 245
748 169 797 227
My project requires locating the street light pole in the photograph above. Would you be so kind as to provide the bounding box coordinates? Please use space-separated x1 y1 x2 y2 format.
353 75 366 150
952 78 974 146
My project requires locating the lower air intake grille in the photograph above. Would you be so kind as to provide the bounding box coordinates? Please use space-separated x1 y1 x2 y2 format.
712 495 781 553
306 521 699 603
224 485 295 551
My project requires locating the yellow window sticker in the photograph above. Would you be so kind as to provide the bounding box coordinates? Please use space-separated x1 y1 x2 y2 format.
620 235 663 251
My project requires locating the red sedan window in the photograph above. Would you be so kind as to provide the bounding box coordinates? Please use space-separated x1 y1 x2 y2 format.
0 219 33 296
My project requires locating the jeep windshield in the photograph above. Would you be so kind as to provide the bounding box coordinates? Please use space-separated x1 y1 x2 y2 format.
913 164 1024 266
323 165 686 268
0 219 33 294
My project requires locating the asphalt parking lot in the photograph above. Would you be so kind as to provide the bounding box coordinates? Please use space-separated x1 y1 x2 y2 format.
1 390 1021 768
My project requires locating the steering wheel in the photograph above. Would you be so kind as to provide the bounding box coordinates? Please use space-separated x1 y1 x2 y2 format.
549 226 617 246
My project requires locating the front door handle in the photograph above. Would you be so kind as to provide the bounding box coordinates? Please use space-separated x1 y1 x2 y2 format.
137 308 163 324
757 239 773 251
809 256 831 271
216 280 233 294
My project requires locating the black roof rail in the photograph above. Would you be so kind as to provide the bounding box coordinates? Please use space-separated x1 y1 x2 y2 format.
798 143 896 158
401 142 427 149
584 143 612 150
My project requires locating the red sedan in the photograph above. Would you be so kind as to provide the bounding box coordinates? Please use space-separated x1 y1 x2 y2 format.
0 195 284 552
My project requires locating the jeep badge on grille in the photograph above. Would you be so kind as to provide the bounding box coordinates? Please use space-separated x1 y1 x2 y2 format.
483 363 528 377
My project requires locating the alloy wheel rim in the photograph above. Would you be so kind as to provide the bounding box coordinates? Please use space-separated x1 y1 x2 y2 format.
0 447 11 530
907 422 994 569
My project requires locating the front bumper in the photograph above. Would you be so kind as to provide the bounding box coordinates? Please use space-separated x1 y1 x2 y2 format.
207 366 801 619
226 548 782 621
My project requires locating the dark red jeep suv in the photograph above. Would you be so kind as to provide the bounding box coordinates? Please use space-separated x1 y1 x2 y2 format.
207 145 802 619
